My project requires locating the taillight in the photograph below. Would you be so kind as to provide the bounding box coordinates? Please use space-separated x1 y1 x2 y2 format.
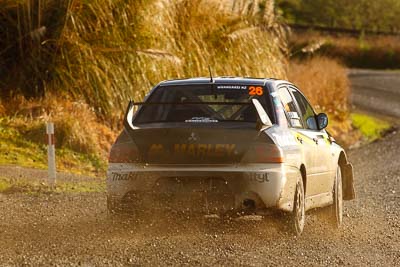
242 143 284 163
108 144 140 163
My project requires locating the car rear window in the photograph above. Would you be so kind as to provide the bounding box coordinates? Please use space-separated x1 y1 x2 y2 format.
134 85 274 124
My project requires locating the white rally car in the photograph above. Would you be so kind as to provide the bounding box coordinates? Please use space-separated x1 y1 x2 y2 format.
107 77 355 235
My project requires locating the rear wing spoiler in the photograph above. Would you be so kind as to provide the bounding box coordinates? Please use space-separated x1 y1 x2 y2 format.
123 99 272 130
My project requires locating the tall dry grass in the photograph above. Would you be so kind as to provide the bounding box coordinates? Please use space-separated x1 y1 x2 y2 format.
2 96 116 157
0 102 5 116
0 0 71 96
288 57 349 115
288 56 357 144
1 0 287 119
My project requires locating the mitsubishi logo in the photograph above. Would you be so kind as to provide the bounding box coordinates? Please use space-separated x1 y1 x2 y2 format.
188 132 198 142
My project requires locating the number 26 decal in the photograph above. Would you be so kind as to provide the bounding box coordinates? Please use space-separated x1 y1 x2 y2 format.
248 86 264 96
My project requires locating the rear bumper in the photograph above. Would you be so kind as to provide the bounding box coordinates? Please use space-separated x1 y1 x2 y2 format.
107 163 301 213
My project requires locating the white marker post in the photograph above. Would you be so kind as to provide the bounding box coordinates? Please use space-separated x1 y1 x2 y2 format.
46 122 56 188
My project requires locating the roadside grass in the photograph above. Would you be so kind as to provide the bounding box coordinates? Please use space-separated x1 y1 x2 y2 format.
0 176 105 194
0 118 107 176
1 97 117 157
0 179 12 192
351 113 392 142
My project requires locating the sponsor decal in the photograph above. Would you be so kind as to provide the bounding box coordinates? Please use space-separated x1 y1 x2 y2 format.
215 85 264 95
291 131 316 145
174 144 236 157
148 144 237 158
247 173 269 183
148 144 164 156
185 117 218 123
272 133 296 147
217 85 247 90
111 172 139 181
287 111 300 119
248 86 264 96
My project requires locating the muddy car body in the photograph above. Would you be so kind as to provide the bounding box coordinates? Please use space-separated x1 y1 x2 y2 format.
107 77 355 234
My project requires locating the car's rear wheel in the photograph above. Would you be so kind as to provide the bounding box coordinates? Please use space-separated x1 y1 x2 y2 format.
330 166 343 227
291 178 305 235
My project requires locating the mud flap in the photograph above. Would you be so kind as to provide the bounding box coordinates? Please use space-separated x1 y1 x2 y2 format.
342 163 356 200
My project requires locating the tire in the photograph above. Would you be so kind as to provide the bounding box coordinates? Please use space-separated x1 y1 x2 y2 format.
330 166 343 228
291 178 305 235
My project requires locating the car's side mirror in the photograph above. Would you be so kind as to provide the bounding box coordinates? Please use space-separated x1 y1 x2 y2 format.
317 113 328 130
306 116 318 130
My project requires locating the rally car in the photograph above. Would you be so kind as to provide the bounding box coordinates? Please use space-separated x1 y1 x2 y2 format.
107 77 355 235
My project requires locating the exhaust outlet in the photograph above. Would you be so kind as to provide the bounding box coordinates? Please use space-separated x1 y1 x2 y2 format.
243 199 256 210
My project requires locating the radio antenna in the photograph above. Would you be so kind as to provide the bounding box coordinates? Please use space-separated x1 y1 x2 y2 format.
208 65 217 99
208 65 214 83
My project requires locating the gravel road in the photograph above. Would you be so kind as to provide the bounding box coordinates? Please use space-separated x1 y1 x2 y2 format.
349 69 400 117
0 71 399 266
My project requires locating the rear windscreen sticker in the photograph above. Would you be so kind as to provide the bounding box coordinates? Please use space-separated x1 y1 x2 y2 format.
216 85 264 96
248 86 264 96
185 117 219 123
217 85 247 90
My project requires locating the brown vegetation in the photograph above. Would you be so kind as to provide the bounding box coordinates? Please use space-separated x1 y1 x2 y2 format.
291 31 400 69
0 0 286 117
288 56 359 145
1 96 116 157
288 57 349 114
0 102 5 116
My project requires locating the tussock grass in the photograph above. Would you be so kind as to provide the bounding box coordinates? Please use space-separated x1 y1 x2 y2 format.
288 56 357 145
2 95 116 156
1 0 286 118
288 56 349 115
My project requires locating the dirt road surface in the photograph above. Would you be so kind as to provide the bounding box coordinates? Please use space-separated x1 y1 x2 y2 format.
0 71 399 266
349 69 400 117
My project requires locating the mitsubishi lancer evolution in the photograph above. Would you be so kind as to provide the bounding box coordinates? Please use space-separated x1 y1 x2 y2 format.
107 77 355 235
